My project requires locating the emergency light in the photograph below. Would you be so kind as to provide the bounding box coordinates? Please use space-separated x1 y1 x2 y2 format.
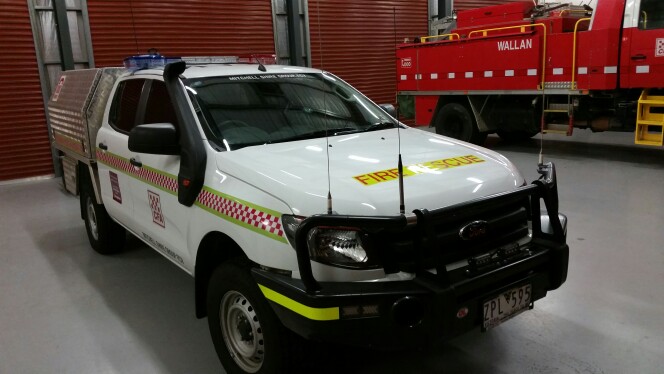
123 54 181 69
182 54 277 65
123 54 278 70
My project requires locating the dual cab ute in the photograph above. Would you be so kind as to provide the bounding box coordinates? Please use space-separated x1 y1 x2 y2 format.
49 55 568 374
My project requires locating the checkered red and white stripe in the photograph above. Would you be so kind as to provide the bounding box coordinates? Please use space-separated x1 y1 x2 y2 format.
135 166 178 192
96 150 284 239
198 189 284 238
96 150 178 192
96 150 134 175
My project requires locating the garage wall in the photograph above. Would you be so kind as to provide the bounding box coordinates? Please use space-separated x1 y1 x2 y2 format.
453 0 524 11
87 0 276 67
0 1 54 182
308 0 428 106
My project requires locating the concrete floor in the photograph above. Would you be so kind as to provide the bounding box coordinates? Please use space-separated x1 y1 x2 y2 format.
1 130 663 373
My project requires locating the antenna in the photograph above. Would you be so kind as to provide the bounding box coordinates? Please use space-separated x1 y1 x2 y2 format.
394 8 406 216
316 0 333 215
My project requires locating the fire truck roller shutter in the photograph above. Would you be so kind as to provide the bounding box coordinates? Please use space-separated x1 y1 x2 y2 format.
433 101 487 145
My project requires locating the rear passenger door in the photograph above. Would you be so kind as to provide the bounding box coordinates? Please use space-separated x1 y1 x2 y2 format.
128 79 192 269
96 78 145 227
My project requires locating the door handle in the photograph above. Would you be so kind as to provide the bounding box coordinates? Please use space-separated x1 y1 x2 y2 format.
129 158 142 168
98 142 108 150
631 54 647 61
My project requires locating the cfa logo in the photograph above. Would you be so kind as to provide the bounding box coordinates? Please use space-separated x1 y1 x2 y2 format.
401 57 412 68
657 39 664 57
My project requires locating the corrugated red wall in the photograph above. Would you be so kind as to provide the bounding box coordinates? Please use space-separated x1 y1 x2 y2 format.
308 0 428 105
0 1 54 181
454 0 525 11
87 0 276 67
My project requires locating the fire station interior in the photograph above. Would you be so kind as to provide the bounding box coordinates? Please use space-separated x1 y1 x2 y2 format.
1 1 662 373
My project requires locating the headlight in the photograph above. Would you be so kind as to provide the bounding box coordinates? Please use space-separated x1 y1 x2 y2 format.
281 215 379 269
307 228 378 269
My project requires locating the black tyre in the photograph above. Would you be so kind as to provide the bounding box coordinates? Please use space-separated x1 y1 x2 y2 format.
80 177 125 255
434 102 487 145
207 260 300 374
496 129 539 142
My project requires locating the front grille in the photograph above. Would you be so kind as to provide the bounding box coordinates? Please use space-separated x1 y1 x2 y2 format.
377 195 530 274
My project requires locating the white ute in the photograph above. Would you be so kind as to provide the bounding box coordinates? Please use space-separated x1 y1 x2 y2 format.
49 55 569 374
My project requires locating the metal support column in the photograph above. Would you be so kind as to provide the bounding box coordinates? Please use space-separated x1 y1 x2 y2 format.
286 0 305 66
52 0 74 71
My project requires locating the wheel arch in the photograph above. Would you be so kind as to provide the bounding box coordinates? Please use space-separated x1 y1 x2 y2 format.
78 161 103 206
430 95 468 127
194 231 248 318
432 98 488 144
431 95 501 134
77 161 103 219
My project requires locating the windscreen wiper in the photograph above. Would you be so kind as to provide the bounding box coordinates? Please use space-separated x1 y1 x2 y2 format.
361 121 397 132
273 127 358 143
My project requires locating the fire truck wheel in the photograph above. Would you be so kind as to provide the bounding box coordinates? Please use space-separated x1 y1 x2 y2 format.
80 181 126 255
434 103 486 145
207 259 301 374
496 129 539 142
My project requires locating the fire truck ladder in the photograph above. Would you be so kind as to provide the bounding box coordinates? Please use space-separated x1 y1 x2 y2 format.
635 90 664 146
541 95 574 136
539 16 590 137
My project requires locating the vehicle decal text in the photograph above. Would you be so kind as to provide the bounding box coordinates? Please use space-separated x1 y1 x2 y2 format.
142 232 184 265
96 149 285 242
497 39 533 51
353 154 485 186
657 38 664 57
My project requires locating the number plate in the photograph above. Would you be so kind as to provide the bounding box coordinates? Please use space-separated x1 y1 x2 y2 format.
483 284 532 330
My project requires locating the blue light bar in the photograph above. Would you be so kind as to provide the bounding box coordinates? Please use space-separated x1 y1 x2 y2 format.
123 54 181 70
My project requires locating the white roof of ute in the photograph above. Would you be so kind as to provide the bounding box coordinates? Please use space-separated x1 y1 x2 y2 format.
131 64 323 79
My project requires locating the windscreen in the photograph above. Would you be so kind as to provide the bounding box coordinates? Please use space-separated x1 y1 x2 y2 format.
188 73 397 150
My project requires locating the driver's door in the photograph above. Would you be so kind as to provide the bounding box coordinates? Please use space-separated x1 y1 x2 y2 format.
128 79 193 269
622 0 664 88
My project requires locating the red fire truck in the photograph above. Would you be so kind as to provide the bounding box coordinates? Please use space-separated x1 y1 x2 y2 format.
396 0 664 145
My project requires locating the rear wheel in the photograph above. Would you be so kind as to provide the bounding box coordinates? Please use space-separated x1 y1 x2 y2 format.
207 260 301 374
434 102 487 145
80 171 125 254
496 129 539 142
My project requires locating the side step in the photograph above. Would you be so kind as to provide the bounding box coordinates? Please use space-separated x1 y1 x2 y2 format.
635 90 664 146
541 105 573 136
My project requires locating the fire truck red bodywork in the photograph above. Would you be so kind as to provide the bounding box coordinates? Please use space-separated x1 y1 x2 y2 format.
397 0 664 142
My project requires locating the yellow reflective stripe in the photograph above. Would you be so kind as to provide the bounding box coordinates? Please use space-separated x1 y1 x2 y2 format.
258 284 339 321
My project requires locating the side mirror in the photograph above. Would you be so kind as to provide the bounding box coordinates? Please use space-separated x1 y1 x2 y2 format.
378 103 397 119
128 123 180 155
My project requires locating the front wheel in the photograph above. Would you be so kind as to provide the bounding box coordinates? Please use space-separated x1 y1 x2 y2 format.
207 260 301 374
434 102 487 145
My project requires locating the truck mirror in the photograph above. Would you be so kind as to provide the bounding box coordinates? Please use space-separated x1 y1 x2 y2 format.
379 103 397 118
128 123 180 155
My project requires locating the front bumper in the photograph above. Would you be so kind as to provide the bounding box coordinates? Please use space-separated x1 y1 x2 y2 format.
252 238 568 349
254 162 568 349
